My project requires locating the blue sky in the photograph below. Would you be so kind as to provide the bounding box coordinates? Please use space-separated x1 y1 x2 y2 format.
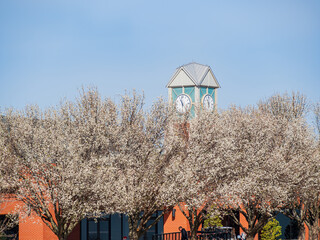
0 0 319 110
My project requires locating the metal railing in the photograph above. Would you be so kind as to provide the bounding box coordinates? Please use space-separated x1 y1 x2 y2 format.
152 227 236 240
152 231 182 240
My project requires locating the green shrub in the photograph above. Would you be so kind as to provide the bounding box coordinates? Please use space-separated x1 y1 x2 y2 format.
203 215 223 228
261 218 282 240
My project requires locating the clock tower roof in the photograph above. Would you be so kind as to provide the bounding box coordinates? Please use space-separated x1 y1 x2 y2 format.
166 62 220 88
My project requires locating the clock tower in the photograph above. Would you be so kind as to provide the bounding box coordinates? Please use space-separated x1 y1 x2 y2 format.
166 62 220 115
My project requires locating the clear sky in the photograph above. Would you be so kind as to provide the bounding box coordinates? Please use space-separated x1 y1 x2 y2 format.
0 0 319 110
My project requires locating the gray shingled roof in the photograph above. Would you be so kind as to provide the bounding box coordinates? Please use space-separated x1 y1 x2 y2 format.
181 62 210 86
167 62 220 88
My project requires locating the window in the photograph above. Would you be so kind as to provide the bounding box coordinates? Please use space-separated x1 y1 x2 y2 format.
87 216 110 240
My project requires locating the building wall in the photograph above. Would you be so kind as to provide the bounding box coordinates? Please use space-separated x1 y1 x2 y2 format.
163 206 190 234
67 223 80 240
1 197 165 240
0 197 57 240
0 195 318 240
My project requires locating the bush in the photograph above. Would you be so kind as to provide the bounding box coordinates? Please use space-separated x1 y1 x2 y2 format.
203 215 223 228
260 218 282 240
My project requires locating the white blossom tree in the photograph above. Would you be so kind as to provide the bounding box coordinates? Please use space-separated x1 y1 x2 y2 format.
170 110 229 240
258 92 309 240
300 102 320 240
258 91 309 121
2 87 318 240
0 118 19 238
259 92 320 240
169 93 318 240
173 92 317 240
314 102 320 136
196 105 316 240
0 89 118 240
165 105 309 240
97 92 184 240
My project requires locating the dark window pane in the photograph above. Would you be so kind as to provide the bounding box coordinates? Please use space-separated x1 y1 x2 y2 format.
100 232 108 240
99 220 109 240
141 220 157 240
88 220 98 240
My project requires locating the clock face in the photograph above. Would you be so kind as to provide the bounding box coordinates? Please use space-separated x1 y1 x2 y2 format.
202 94 214 111
175 94 191 113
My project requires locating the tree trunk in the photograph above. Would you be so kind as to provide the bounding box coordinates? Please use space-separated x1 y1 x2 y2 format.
187 214 199 240
297 225 305 240
181 206 205 240
129 230 139 240
128 215 140 240
245 229 259 240
50 223 69 240
308 224 319 240
189 221 200 240
58 235 68 240
234 205 270 240
246 235 255 240
127 210 166 240
56 226 69 240
178 204 196 240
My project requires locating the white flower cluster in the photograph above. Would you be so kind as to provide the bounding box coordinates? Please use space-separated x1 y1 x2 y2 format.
0 90 319 240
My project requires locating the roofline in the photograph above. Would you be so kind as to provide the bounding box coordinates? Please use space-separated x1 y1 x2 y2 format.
202 66 221 88
165 68 197 88
181 66 198 85
166 63 221 88
178 62 209 69
169 85 220 88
